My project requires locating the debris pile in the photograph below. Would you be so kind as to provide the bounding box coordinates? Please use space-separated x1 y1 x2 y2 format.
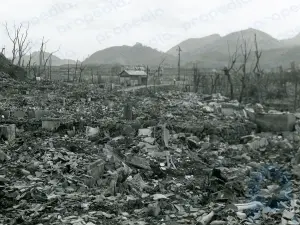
0 84 300 225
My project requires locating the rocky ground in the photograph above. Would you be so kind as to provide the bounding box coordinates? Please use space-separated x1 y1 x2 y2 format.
1 73 300 225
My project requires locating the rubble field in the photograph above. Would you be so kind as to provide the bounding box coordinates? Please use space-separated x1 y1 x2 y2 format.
1 74 300 225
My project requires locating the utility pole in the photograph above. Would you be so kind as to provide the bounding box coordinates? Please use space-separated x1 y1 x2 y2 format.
177 46 182 80
146 65 149 87
292 61 298 111
67 60 70 82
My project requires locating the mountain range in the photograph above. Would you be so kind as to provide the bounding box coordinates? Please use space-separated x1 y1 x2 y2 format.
21 51 78 66
22 28 300 69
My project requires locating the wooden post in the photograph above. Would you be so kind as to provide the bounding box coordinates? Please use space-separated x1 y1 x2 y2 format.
292 62 298 111
67 60 70 81
123 102 132 120
146 65 149 88
49 55 52 81
177 46 182 80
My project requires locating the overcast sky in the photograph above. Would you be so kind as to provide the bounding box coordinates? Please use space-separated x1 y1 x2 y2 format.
1 0 300 60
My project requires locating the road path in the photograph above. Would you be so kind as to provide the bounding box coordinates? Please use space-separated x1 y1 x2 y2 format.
118 84 172 92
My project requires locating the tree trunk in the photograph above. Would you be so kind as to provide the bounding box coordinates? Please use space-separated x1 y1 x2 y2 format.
239 77 246 102
226 74 234 100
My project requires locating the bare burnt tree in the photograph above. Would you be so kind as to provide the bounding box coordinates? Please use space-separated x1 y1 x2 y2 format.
4 22 20 64
210 70 220 94
193 64 202 93
32 62 37 81
291 61 299 110
38 37 46 77
252 33 263 102
278 65 288 97
153 56 166 91
73 60 79 82
223 39 240 100
16 23 31 66
37 37 59 79
78 61 86 82
252 34 262 75
26 53 33 78
3 22 31 65
237 33 252 102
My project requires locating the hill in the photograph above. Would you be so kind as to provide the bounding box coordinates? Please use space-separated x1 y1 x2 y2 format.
205 28 282 53
164 28 300 69
22 52 78 66
178 28 283 63
166 34 221 56
281 33 300 47
83 42 177 66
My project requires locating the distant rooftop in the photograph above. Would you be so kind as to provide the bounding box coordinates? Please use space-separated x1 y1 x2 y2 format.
120 70 147 76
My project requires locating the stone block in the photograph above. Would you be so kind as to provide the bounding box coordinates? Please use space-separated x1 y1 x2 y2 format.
0 124 16 141
221 108 235 116
127 156 150 170
42 119 61 131
13 110 26 118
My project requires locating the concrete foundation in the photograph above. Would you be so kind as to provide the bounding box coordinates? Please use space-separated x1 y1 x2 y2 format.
42 119 61 131
245 108 296 132
28 110 51 120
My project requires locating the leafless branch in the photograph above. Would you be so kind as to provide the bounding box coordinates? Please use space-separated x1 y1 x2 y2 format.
252 33 263 75
37 37 59 78
17 23 31 66
223 39 241 100
3 22 20 64
227 38 240 71
237 32 252 102
78 61 86 82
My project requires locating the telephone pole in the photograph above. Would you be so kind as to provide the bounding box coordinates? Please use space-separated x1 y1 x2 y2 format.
177 46 182 80
146 65 149 87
